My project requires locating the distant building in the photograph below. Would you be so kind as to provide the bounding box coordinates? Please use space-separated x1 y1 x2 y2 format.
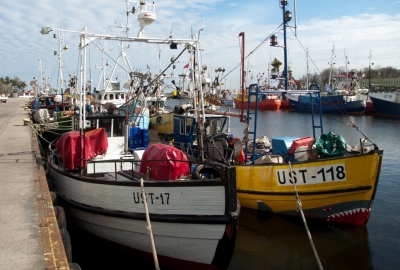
359 77 400 91
277 68 305 89
331 71 360 91
13 90 35 98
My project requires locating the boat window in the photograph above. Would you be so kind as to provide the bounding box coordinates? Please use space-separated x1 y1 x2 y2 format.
104 95 108 100
185 118 193 135
111 82 120 90
113 119 125 136
116 93 120 99
109 94 114 100
180 119 184 134
99 119 112 136
121 94 125 99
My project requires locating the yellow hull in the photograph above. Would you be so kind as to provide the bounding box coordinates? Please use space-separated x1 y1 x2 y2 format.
236 150 383 225
149 112 174 134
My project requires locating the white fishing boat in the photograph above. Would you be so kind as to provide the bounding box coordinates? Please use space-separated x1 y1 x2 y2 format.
44 1 239 269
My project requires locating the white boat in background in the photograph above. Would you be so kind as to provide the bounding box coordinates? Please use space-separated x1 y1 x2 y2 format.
92 79 128 110
45 1 239 269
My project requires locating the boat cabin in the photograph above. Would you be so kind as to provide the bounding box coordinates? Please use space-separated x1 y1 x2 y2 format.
72 113 126 137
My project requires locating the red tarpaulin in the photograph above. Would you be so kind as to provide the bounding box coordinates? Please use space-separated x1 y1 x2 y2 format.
139 144 190 181
56 128 108 170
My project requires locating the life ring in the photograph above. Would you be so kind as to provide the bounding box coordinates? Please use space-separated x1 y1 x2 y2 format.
156 116 162 124
192 163 222 180
307 139 318 161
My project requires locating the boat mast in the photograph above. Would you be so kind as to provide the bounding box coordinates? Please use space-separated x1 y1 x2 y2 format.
239 32 245 123
55 19 68 95
282 0 289 91
306 47 310 89
344 49 349 90
328 44 335 88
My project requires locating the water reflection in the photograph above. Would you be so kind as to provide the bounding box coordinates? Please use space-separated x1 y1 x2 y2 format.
229 208 372 270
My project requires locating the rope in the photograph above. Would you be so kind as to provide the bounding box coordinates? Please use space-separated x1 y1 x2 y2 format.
288 161 324 270
29 123 52 145
140 177 160 270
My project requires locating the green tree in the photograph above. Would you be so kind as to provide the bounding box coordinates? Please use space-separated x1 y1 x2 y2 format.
0 76 27 90
0 81 12 96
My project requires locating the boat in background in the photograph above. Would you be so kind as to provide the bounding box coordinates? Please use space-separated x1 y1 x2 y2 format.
288 88 367 115
369 91 400 117
233 91 281 110
220 90 235 106
279 93 291 109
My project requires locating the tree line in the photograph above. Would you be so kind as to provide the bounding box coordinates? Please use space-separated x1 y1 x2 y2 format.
0 76 27 96
301 66 400 86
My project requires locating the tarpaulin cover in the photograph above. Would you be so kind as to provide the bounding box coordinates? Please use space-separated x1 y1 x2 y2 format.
315 131 347 158
139 144 190 181
56 128 108 170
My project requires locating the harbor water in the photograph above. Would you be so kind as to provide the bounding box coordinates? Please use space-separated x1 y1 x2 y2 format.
67 109 400 270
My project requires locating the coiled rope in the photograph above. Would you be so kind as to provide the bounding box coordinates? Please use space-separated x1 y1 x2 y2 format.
288 161 324 270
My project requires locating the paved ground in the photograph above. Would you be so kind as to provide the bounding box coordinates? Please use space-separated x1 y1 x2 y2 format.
0 98 68 269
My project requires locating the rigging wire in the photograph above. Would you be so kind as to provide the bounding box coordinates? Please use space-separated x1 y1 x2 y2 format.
288 26 322 76
222 23 284 80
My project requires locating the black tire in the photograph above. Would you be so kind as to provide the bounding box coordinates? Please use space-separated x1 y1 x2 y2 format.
69 263 82 270
192 163 222 179
59 228 73 263
54 206 67 230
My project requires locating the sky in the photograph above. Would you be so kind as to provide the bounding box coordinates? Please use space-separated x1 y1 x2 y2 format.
1 0 399 91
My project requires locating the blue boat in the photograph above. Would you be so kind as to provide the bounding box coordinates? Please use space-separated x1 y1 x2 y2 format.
369 92 400 118
288 85 366 114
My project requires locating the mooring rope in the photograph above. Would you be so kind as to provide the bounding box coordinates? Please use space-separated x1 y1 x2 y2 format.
288 161 324 270
140 177 160 270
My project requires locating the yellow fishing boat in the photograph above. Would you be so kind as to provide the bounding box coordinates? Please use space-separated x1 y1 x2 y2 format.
236 149 383 226
232 80 384 226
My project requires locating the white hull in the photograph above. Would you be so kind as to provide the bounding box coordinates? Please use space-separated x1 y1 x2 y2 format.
65 206 225 265
48 157 238 269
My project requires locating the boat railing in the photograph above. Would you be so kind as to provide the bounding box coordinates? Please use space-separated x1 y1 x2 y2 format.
245 84 323 164
174 135 235 165
49 145 201 181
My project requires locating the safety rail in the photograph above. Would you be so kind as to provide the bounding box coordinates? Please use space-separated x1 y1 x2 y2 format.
48 145 201 181
245 84 323 164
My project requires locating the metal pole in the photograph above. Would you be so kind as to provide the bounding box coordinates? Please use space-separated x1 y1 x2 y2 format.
283 3 288 91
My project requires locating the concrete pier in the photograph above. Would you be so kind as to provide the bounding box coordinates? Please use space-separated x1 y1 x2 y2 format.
0 98 69 269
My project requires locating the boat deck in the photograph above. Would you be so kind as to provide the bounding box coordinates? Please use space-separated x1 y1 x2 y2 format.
0 98 69 269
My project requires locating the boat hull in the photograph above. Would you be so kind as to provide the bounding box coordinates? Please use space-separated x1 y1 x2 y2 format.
221 99 234 106
280 98 290 109
289 95 366 114
149 112 174 134
48 159 238 269
369 93 400 117
233 97 281 110
236 150 383 226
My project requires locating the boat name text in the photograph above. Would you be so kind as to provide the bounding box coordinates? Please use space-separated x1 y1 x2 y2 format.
276 164 346 185
133 192 170 204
